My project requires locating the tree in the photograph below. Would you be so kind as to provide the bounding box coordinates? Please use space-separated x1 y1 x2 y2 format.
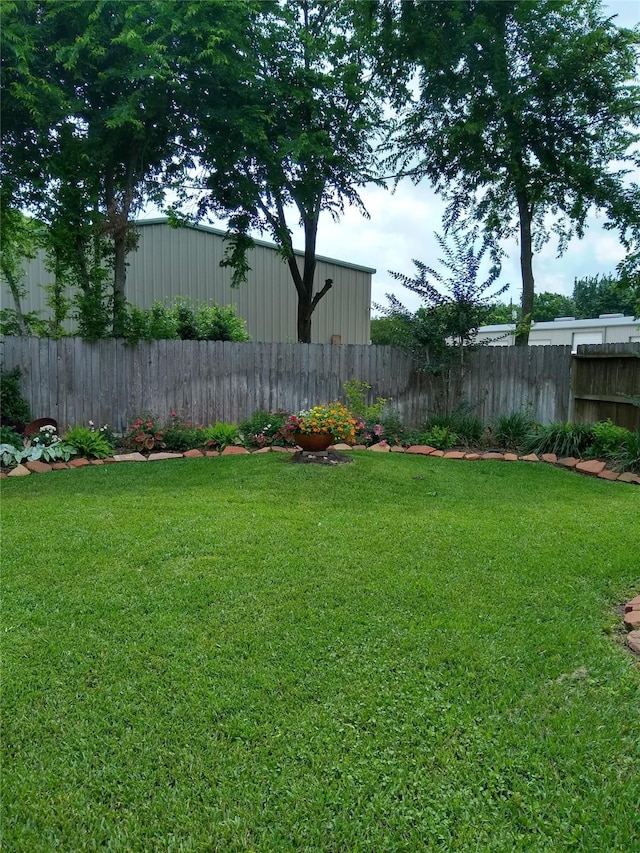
379 0 640 344
189 1 385 343
376 226 508 368
572 274 637 319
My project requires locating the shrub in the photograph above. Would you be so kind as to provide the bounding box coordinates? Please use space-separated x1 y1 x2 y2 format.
343 379 387 422
64 425 114 459
421 425 458 450
587 419 630 459
493 409 535 450
524 422 594 457
614 430 640 474
204 422 240 450
422 408 484 446
238 410 290 448
0 367 31 430
0 425 24 448
122 299 250 344
161 413 205 452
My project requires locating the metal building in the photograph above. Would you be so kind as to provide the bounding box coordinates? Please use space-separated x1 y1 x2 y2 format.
476 314 640 352
2 219 375 344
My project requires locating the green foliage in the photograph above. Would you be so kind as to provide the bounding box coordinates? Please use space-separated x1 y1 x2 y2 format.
0 366 31 430
493 409 535 450
121 299 250 344
587 419 630 460
193 1 385 342
63 425 114 459
572 274 637 319
237 411 289 448
382 0 640 338
377 226 507 370
343 379 387 423
423 408 484 446
524 422 595 458
614 430 640 474
0 425 23 448
204 422 240 451
370 315 415 347
420 424 457 450
161 413 205 453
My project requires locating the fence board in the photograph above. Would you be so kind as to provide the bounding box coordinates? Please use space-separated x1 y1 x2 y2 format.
2 337 583 434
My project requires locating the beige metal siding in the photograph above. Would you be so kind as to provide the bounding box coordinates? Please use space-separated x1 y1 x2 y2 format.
1 220 373 344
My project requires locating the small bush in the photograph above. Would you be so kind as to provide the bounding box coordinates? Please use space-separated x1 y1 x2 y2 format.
64 425 114 459
0 367 31 431
0 425 24 448
238 410 290 448
421 425 458 450
588 419 630 459
524 422 594 457
161 413 205 452
126 414 165 452
422 409 484 446
614 430 640 474
343 379 387 423
204 422 239 450
493 409 535 450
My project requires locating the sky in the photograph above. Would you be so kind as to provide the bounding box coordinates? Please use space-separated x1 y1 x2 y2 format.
150 0 639 317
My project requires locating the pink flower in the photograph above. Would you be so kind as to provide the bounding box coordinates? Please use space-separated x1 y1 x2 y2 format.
170 411 177 418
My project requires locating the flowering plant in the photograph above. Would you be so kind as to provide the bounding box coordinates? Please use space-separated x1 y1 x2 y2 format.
126 414 165 452
285 402 359 443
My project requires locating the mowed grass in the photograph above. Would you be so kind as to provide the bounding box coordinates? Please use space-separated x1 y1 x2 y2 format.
2 454 639 852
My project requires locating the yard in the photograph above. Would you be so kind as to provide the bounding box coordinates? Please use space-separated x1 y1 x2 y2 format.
2 453 639 851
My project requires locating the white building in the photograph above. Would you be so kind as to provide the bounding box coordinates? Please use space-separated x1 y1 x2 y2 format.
476 314 640 352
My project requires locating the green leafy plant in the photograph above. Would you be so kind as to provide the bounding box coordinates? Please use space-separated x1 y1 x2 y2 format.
161 412 205 452
421 425 458 450
64 425 114 459
614 430 640 474
238 410 290 448
204 422 240 451
422 407 484 446
0 425 24 448
0 366 31 430
587 419 630 459
524 422 595 457
343 379 388 422
493 409 535 450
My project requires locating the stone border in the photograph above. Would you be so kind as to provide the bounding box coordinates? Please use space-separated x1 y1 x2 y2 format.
2 443 639 484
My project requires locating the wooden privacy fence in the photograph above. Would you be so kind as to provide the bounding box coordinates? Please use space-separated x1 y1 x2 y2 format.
1 337 574 433
570 343 640 430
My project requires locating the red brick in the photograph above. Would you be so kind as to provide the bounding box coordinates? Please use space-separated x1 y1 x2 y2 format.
625 595 640 611
51 462 69 470
541 453 557 464
576 459 606 475
103 457 118 464
406 445 436 455
519 453 539 462
557 457 578 468
464 453 481 461
253 447 271 454
368 442 390 452
503 453 519 461
90 459 105 465
270 446 290 452
182 448 203 458
0 472 8 478
25 460 53 473
430 450 445 457
390 445 406 453
481 452 504 460
220 446 249 455
69 457 91 468
443 450 466 459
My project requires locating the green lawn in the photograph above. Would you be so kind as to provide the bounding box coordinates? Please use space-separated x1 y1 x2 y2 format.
2 454 639 852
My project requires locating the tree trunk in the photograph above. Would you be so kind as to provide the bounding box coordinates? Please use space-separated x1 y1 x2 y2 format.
1 263 27 335
112 231 127 338
516 191 535 346
288 214 333 343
